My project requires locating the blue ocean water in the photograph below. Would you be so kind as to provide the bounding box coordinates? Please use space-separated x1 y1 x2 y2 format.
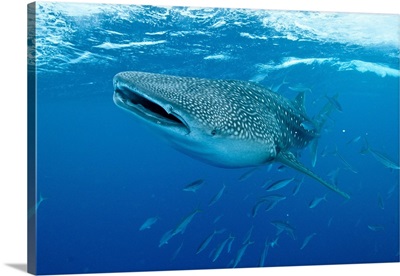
32 2 399 275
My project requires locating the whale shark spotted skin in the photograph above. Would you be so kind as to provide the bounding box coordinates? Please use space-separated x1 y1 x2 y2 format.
113 71 350 199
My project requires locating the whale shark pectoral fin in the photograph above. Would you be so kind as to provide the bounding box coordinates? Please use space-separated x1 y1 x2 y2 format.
275 151 350 199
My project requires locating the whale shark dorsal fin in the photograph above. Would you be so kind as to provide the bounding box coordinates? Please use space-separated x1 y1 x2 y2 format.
293 92 306 114
275 151 350 199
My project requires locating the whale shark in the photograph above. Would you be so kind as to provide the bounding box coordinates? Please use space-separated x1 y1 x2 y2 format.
113 71 350 199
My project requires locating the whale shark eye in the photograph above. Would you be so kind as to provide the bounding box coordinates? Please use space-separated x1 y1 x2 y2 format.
211 128 220 136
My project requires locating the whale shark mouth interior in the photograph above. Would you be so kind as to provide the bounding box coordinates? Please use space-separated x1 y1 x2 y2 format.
114 86 189 131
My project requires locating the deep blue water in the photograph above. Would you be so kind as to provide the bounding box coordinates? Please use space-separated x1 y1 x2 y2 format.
32 2 399 275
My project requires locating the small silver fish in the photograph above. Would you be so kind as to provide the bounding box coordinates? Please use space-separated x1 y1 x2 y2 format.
238 167 259 182
300 121 316 131
271 78 289 92
386 182 399 199
258 237 270 267
159 229 174 247
209 184 226 206
292 177 304 196
213 214 224 224
270 221 295 240
288 83 312 93
333 147 358 174
367 224 384 231
325 94 343 112
261 179 273 189
366 146 400 170
328 217 333 227
232 241 254 268
172 209 201 236
28 193 47 220
264 202 277 212
277 165 286 172
300 232 316 250
196 228 225 254
212 234 232 262
309 194 327 209
346 135 361 145
242 225 254 245
320 145 329 157
139 216 159 231
264 195 287 212
269 236 279 248
171 241 184 261
226 234 235 253
378 193 384 210
310 139 318 167
183 179 205 192
265 177 295 192
327 168 340 187
251 199 266 217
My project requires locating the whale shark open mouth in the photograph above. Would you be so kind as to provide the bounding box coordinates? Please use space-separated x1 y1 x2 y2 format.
113 86 190 133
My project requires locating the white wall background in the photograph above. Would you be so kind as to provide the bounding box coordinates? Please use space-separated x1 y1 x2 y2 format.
0 1 398 276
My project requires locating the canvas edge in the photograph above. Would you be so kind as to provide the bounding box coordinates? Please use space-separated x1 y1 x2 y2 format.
22 1 400 275
27 2 37 275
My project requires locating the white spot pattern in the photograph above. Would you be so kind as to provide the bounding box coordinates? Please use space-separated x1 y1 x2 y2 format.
116 71 318 151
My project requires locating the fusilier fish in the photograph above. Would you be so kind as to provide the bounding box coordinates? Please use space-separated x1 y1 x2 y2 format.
208 184 226 206
196 229 225 254
232 241 254 268
258 237 270 267
263 195 287 212
139 216 160 231
271 220 296 240
183 179 205 192
362 140 400 170
28 193 47 220
212 235 232 262
300 232 316 250
367 224 384 231
265 177 295 192
159 229 174 247
172 209 201 236
325 93 343 112
309 194 327 209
